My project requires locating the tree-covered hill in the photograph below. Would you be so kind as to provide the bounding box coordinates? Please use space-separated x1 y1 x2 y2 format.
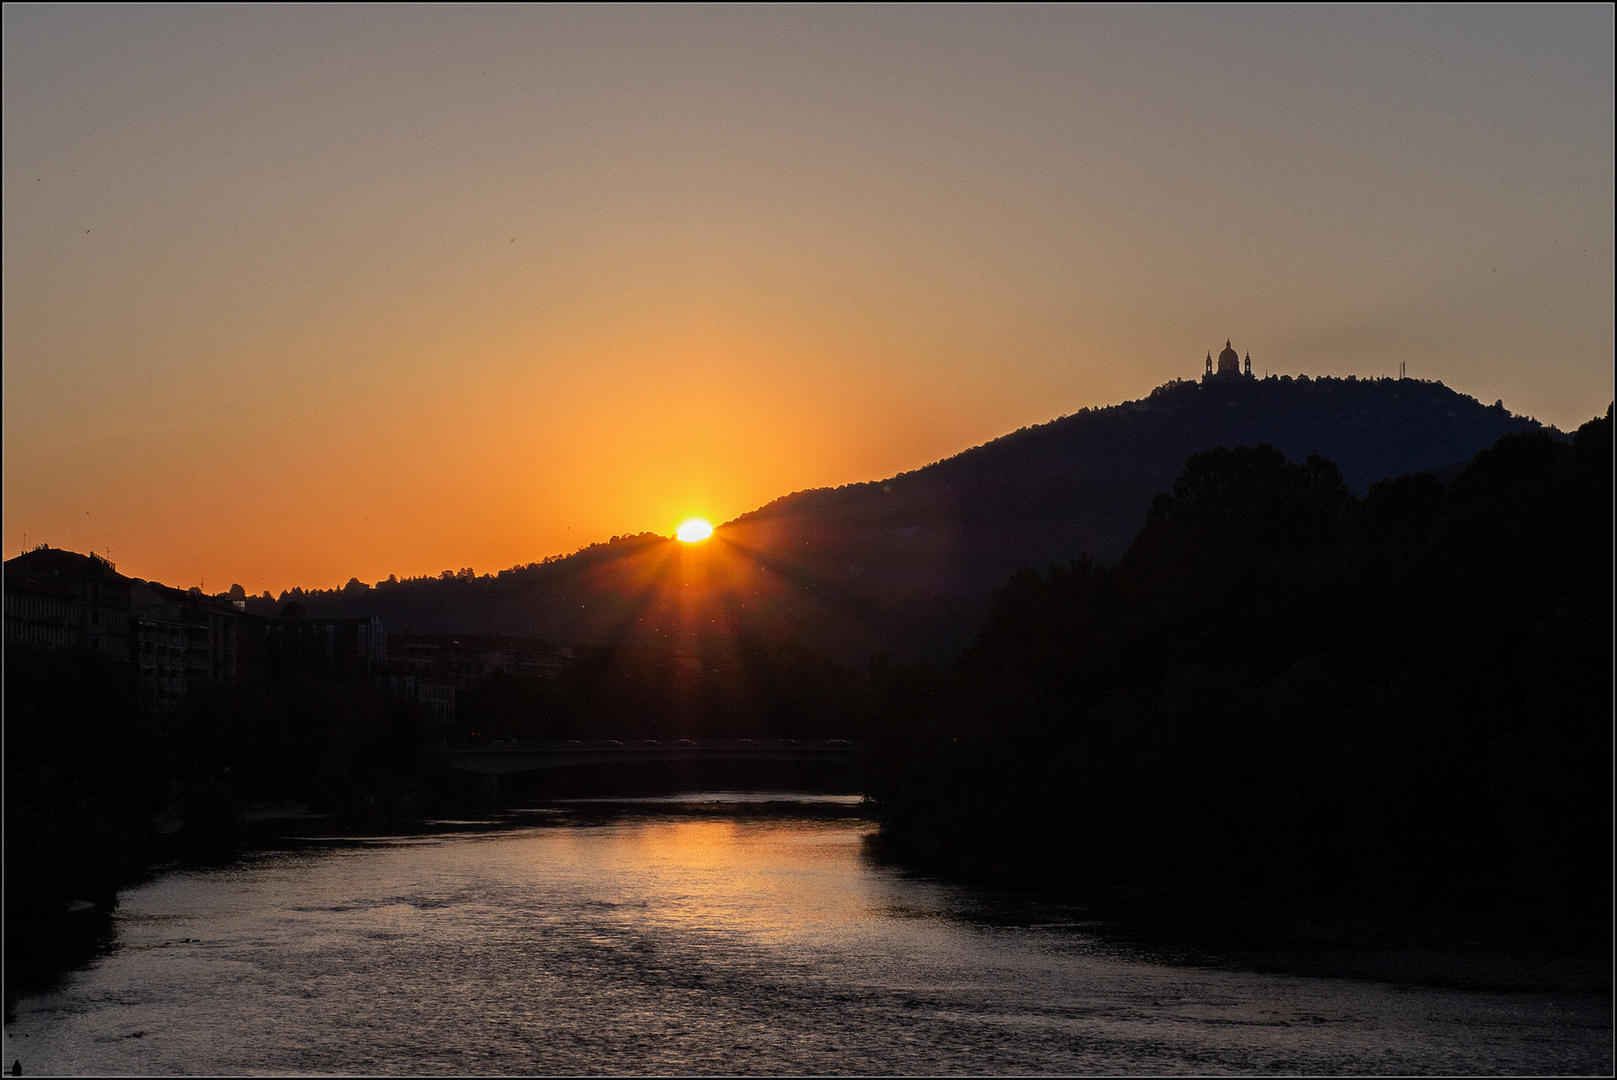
271 376 1551 663
865 406 1612 936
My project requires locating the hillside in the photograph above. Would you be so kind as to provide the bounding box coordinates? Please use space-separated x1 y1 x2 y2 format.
268 375 1552 662
864 409 1612 936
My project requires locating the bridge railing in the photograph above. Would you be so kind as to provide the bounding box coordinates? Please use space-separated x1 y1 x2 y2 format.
443 738 860 752
440 738 863 775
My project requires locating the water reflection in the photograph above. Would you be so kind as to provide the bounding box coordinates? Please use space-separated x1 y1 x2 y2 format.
4 795 1610 1075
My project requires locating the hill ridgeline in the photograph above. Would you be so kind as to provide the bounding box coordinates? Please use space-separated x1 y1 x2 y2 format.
267 375 1552 662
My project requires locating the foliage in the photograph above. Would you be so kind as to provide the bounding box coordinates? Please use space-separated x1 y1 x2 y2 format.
170 676 457 825
4 645 163 1009
867 410 1613 938
4 638 460 1010
455 634 865 742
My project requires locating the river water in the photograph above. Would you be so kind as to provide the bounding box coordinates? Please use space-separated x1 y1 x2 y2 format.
4 794 1609 1075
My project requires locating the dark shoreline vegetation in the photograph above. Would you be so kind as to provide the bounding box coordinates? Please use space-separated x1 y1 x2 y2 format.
866 408 1612 955
2 644 462 1018
5 409 1610 1016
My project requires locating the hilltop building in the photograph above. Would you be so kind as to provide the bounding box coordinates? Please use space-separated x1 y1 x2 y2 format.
1203 340 1254 381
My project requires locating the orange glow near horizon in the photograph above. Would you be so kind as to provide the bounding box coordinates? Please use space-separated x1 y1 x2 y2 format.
3 9 1610 594
676 519 714 544
554 519 881 671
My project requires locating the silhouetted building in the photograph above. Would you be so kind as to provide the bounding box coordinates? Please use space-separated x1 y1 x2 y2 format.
4 546 132 660
379 633 569 724
5 560 80 651
379 631 569 725
268 616 388 681
379 674 457 726
4 546 266 708
268 612 467 721
389 632 568 689
387 633 443 678
1203 340 1255 382
130 580 268 711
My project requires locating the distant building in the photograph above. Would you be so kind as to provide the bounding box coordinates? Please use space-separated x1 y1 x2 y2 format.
6 548 571 730
380 631 571 726
129 579 268 711
389 632 568 688
268 616 388 681
4 560 80 651
1203 340 1255 382
262 611 459 723
4 546 132 660
379 674 457 726
4 546 266 709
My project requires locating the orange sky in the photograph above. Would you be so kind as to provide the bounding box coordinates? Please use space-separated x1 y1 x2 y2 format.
4 6 1612 595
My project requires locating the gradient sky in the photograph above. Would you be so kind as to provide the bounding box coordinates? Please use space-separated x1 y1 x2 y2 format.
5 5 1612 595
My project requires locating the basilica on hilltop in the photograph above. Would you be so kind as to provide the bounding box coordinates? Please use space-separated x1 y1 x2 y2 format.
1203 340 1253 381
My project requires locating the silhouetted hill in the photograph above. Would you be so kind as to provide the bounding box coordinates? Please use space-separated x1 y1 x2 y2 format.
269 376 1551 662
864 407 1613 936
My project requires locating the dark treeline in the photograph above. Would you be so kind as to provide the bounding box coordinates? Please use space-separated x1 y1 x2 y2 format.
451 635 869 797
4 646 162 1012
866 409 1612 942
171 617 464 838
457 635 862 742
243 531 669 627
3 631 457 1015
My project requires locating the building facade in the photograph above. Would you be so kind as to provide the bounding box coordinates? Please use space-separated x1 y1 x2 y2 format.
4 546 266 709
5 562 80 651
129 579 268 712
4 546 132 660
381 632 571 726
389 632 568 689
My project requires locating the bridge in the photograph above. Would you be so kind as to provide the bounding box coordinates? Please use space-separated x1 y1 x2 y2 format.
443 738 863 778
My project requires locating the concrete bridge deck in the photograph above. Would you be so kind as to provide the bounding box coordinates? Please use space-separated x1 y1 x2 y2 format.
443 738 862 775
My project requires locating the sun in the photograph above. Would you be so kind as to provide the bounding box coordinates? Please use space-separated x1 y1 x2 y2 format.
676 518 714 543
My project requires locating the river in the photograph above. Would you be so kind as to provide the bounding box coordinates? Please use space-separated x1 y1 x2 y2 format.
4 794 1609 1075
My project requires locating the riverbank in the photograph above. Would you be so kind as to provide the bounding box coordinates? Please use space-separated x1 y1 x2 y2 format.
863 831 1612 998
1071 891 1611 996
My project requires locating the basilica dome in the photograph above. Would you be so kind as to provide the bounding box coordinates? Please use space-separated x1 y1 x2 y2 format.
1217 340 1241 375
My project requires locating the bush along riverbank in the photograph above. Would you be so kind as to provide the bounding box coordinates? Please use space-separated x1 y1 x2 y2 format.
2 645 468 1018
864 410 1612 953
